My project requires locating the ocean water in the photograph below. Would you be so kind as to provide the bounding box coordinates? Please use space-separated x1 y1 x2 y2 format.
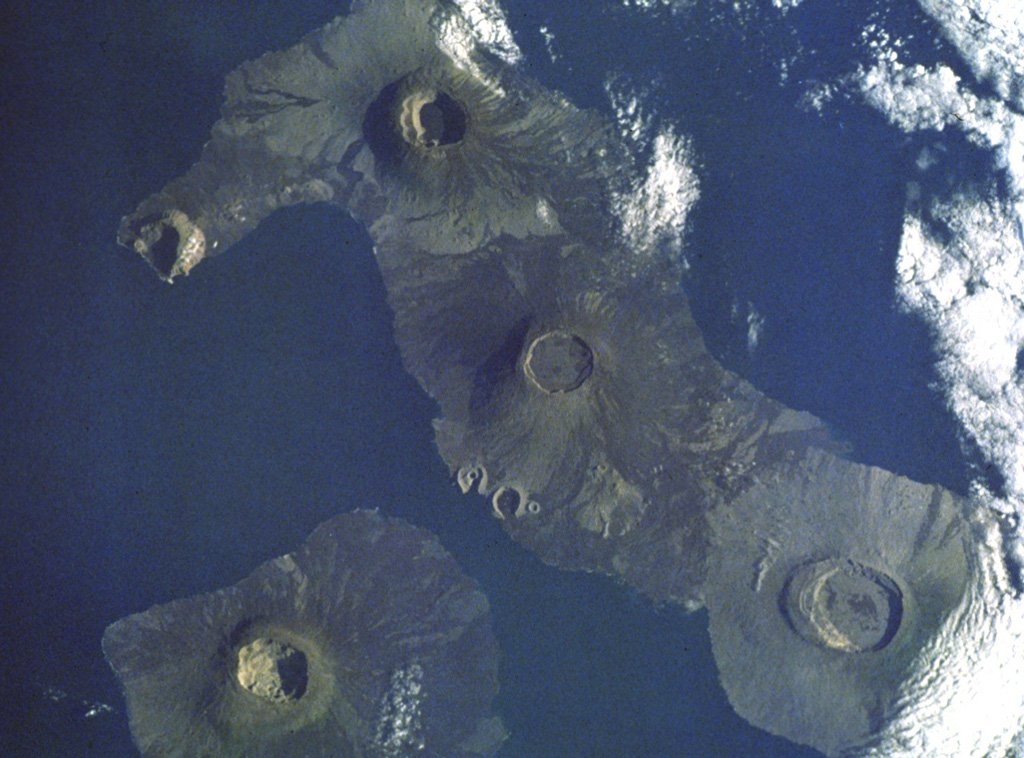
2 0 1004 756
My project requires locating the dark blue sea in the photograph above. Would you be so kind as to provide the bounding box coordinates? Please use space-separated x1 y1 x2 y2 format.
1 0 971 756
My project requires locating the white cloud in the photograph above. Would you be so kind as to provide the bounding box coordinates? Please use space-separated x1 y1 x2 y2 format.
604 78 701 268
746 304 765 354
897 190 1024 498
434 0 522 81
915 0 1024 111
840 4 1024 754
449 0 522 64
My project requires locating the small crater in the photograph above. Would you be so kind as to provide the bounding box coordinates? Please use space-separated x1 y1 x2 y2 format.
491 486 522 520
